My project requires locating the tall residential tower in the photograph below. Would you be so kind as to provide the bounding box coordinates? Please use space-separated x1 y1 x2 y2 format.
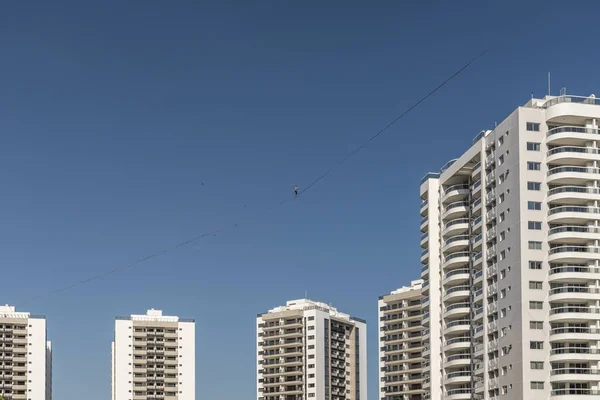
378 280 425 400
257 299 367 400
0 305 52 400
420 93 600 400
112 309 195 400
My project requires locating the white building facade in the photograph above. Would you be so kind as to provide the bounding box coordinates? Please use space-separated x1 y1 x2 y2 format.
420 93 600 400
112 309 195 400
0 305 52 400
257 299 367 400
378 280 425 400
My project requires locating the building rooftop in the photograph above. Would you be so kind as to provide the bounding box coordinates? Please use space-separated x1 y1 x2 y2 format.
116 309 194 323
263 298 365 323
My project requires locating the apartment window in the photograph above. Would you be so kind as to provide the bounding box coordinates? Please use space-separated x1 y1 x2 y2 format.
501 386 508 395
308 394 315 398
308 316 315 321
501 327 507 337
308 383 315 388
530 341 544 349
528 241 542 250
530 361 544 370
500 308 507 318
529 261 542 269
527 142 541 151
528 201 542 210
529 281 543 290
499 174 505 185
308 354 315 359
529 301 543 310
308 335 315 340
498 154 505 165
499 231 506 242
307 326 315 330
530 381 544 390
499 250 506 261
527 162 541 171
500 269 506 279
500 289 506 299
501 366 508 376
308 374 315 378
499 212 505 222
308 364 315 368
528 221 542 230
308 345 315 350
530 321 543 329
526 122 541 131
527 181 541 191
498 136 504 146
499 193 505 203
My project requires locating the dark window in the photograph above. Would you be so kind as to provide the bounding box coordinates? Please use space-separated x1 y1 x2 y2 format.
527 122 541 131
528 201 542 210
527 142 541 151
527 181 541 191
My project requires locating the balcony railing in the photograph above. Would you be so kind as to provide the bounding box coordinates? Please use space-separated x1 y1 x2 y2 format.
551 389 600 396
548 146 600 156
550 265 600 274
549 225 600 235
550 286 600 295
548 166 600 176
548 185 600 196
550 326 600 335
549 205 600 215
550 306 600 315
544 96 600 108
549 246 600 255
445 184 469 195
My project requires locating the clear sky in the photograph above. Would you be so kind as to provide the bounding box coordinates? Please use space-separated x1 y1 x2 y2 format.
1 1 599 399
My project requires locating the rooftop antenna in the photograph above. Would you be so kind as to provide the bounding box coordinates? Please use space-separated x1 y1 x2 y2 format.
548 72 551 96
531 92 534 100
304 290 308 299
560 87 567 96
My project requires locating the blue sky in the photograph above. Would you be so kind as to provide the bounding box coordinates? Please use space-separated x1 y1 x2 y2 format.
1 1 598 399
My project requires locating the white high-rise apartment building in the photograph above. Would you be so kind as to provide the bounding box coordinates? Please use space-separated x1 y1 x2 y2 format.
378 280 425 400
0 305 52 400
112 309 195 400
256 299 367 400
420 93 600 400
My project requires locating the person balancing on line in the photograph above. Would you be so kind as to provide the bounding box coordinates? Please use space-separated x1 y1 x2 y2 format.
293 185 299 197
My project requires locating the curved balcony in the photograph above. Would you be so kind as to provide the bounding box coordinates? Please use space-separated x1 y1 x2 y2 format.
421 249 429 264
442 218 470 238
547 146 600 165
550 347 600 363
445 371 472 385
549 265 600 282
444 303 470 319
443 319 470 335
443 201 469 221
443 286 470 303
549 286 600 302
551 388 600 397
548 186 600 205
547 166 600 185
548 246 600 263
420 216 429 233
549 306 600 323
444 388 472 400
443 235 469 253
443 269 470 286
420 199 429 217
547 126 600 146
443 353 471 369
445 337 471 352
550 326 600 342
421 232 429 248
443 184 470 204
548 206 600 224
548 225 600 244
550 368 600 383
443 252 470 270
